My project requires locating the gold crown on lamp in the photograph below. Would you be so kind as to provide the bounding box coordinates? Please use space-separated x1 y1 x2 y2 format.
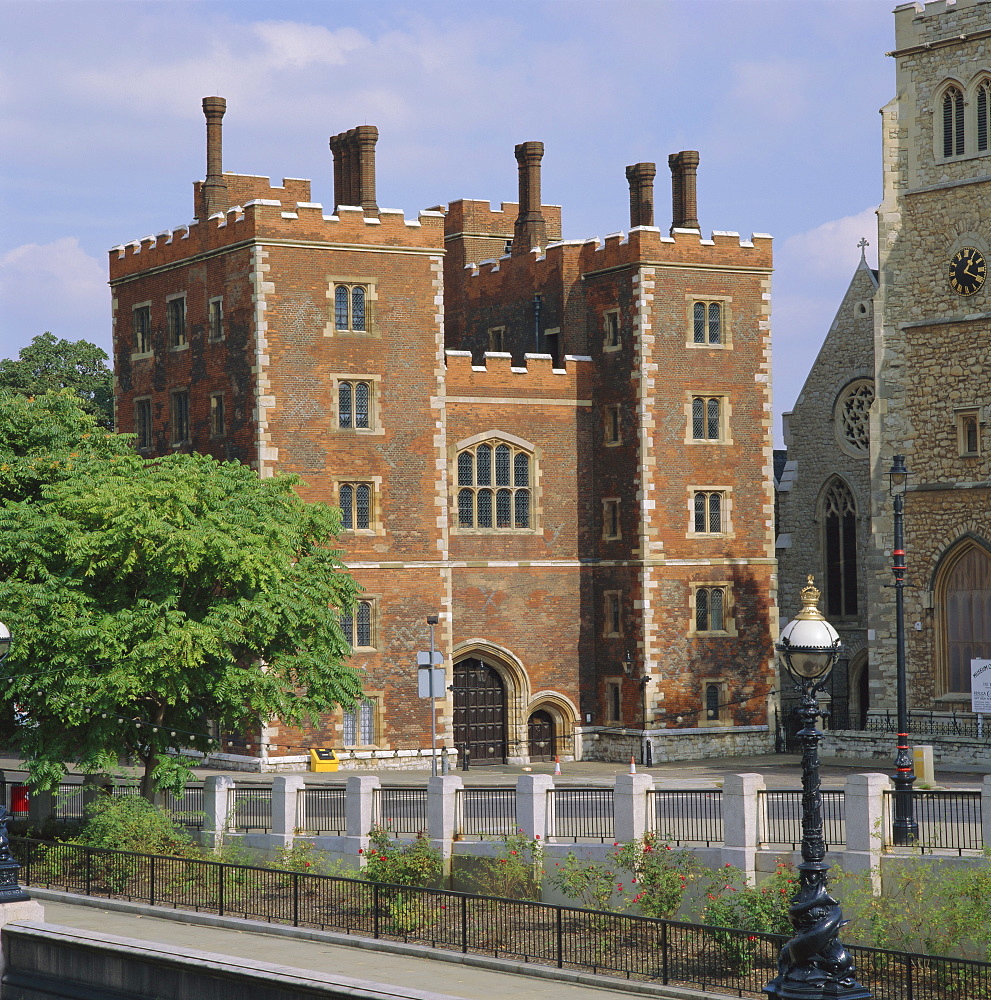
795 574 825 621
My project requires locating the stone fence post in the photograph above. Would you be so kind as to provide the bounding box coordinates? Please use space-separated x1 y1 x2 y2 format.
343 774 379 858
613 772 653 843
201 775 234 849
271 775 306 848
844 772 888 892
721 772 764 880
982 775 991 850
428 775 462 860
516 774 554 841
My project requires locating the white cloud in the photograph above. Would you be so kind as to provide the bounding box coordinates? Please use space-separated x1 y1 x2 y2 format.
0 239 109 357
780 206 879 280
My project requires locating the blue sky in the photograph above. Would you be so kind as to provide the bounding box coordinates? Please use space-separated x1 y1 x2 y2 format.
0 0 895 443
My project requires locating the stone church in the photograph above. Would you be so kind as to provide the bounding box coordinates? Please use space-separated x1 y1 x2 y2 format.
109 100 777 768
779 0 991 732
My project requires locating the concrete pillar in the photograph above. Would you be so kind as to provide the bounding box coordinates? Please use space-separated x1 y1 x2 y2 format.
982 775 991 850
270 775 306 848
515 774 554 841
0 898 45 984
427 775 462 859
721 772 764 880
613 772 653 843
844 772 888 892
26 791 53 831
342 774 379 859
201 775 234 848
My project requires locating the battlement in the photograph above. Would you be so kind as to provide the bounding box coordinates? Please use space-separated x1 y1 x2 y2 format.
194 173 312 212
445 349 592 397
109 192 446 282
462 225 772 288
894 0 991 50
444 199 563 243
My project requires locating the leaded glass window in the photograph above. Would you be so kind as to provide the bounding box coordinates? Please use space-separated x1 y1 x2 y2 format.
334 284 369 332
944 86 965 157
455 440 535 530
692 396 723 440
693 491 724 533
340 482 373 530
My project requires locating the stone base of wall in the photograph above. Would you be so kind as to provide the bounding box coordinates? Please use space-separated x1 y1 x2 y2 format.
822 731 991 769
201 748 458 773
580 725 773 763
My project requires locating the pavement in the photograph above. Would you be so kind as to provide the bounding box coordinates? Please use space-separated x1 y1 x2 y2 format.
30 892 720 1000
1 752 986 790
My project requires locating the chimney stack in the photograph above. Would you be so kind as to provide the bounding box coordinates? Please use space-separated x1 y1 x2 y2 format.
668 151 700 231
512 141 547 255
201 96 229 218
329 126 379 216
625 162 656 229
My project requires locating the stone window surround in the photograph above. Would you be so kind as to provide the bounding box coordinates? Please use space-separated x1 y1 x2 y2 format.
166 292 188 350
933 76 991 162
209 391 226 439
602 308 621 352
340 692 383 748
323 276 378 338
603 589 623 638
331 373 384 436
956 406 982 457
134 395 153 451
208 296 224 342
602 497 621 540
685 391 732 445
333 476 385 535
341 597 379 651
685 294 733 350
833 378 874 458
700 677 729 726
170 387 190 446
487 326 506 353
604 676 623 725
687 486 733 538
604 404 622 447
132 301 153 359
689 582 737 637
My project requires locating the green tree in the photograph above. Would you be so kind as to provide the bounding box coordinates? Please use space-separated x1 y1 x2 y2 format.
0 393 362 799
0 334 114 427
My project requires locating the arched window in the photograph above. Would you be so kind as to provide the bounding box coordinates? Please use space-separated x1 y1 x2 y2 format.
943 86 965 157
456 439 533 530
334 283 368 332
338 380 372 429
937 541 991 694
340 600 374 648
834 380 874 455
343 700 375 745
978 80 991 153
339 482 372 530
693 302 722 345
822 479 858 618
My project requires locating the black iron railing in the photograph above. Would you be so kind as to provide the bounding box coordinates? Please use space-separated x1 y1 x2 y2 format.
229 786 273 833
546 789 614 842
373 788 428 836
296 787 346 836
866 710 991 741
15 837 991 999
883 789 983 855
647 790 724 846
455 788 517 839
758 790 846 850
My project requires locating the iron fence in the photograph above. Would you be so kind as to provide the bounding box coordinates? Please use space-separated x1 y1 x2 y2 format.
758 790 846 850
296 787 347 836
54 783 85 822
455 788 517 839
229 786 273 833
647 790 724 846
883 789 983 854
15 837 991 999
546 788 614 842
865 710 991 741
373 787 428 836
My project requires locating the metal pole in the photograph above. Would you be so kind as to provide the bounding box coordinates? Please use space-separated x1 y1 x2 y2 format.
428 616 438 778
891 484 918 845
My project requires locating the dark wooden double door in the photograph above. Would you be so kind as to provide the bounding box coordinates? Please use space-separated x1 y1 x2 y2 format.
453 658 507 764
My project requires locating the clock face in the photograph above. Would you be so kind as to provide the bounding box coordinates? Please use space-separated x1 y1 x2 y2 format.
948 247 987 296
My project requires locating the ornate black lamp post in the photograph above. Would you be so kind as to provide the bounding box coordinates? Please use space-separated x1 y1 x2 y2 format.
0 621 30 904
888 455 918 846
764 578 870 1000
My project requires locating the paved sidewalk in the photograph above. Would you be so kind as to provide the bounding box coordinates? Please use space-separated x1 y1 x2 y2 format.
2 752 985 789
31 893 720 1000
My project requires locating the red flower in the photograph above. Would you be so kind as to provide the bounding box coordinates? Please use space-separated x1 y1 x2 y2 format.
358 849 364 855
510 850 518 855
535 834 540 840
441 904 447 910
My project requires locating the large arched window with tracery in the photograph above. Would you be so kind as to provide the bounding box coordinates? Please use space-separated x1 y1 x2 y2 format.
822 478 858 618
943 85 965 157
456 439 533 530
937 541 991 695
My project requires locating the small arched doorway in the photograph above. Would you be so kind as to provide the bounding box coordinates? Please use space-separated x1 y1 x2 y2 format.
527 709 555 761
848 650 869 730
453 658 507 764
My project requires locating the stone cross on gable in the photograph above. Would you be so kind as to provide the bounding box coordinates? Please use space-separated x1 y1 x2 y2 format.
858 237 869 260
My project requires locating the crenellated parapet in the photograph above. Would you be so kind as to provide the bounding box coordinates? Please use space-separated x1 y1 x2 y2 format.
444 349 592 398
444 199 563 244
109 180 446 282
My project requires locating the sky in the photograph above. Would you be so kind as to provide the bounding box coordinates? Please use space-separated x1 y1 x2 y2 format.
0 0 895 444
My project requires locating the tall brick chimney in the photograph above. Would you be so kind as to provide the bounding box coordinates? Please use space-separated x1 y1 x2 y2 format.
512 141 547 255
626 162 656 229
329 126 379 215
201 97 229 218
668 151 700 231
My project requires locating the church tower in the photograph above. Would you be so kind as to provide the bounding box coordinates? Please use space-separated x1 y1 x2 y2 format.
871 0 991 714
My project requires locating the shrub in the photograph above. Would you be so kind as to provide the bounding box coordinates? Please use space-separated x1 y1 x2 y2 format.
548 851 622 911
361 826 444 889
465 828 542 900
76 794 196 858
614 833 702 919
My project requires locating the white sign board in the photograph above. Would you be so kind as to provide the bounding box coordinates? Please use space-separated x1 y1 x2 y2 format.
418 667 446 699
416 651 443 666
971 658 991 714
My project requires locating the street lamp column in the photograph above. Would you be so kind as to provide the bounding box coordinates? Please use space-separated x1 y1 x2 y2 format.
888 455 918 846
764 578 870 1000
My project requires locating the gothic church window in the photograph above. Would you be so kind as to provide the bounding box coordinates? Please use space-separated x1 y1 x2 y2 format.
943 85 965 158
979 80 991 153
958 409 981 456
937 541 991 695
822 478 858 618
456 440 532 530
334 284 367 332
835 380 874 455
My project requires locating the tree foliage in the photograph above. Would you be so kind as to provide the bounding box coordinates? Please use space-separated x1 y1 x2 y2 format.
0 392 362 797
0 334 114 427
